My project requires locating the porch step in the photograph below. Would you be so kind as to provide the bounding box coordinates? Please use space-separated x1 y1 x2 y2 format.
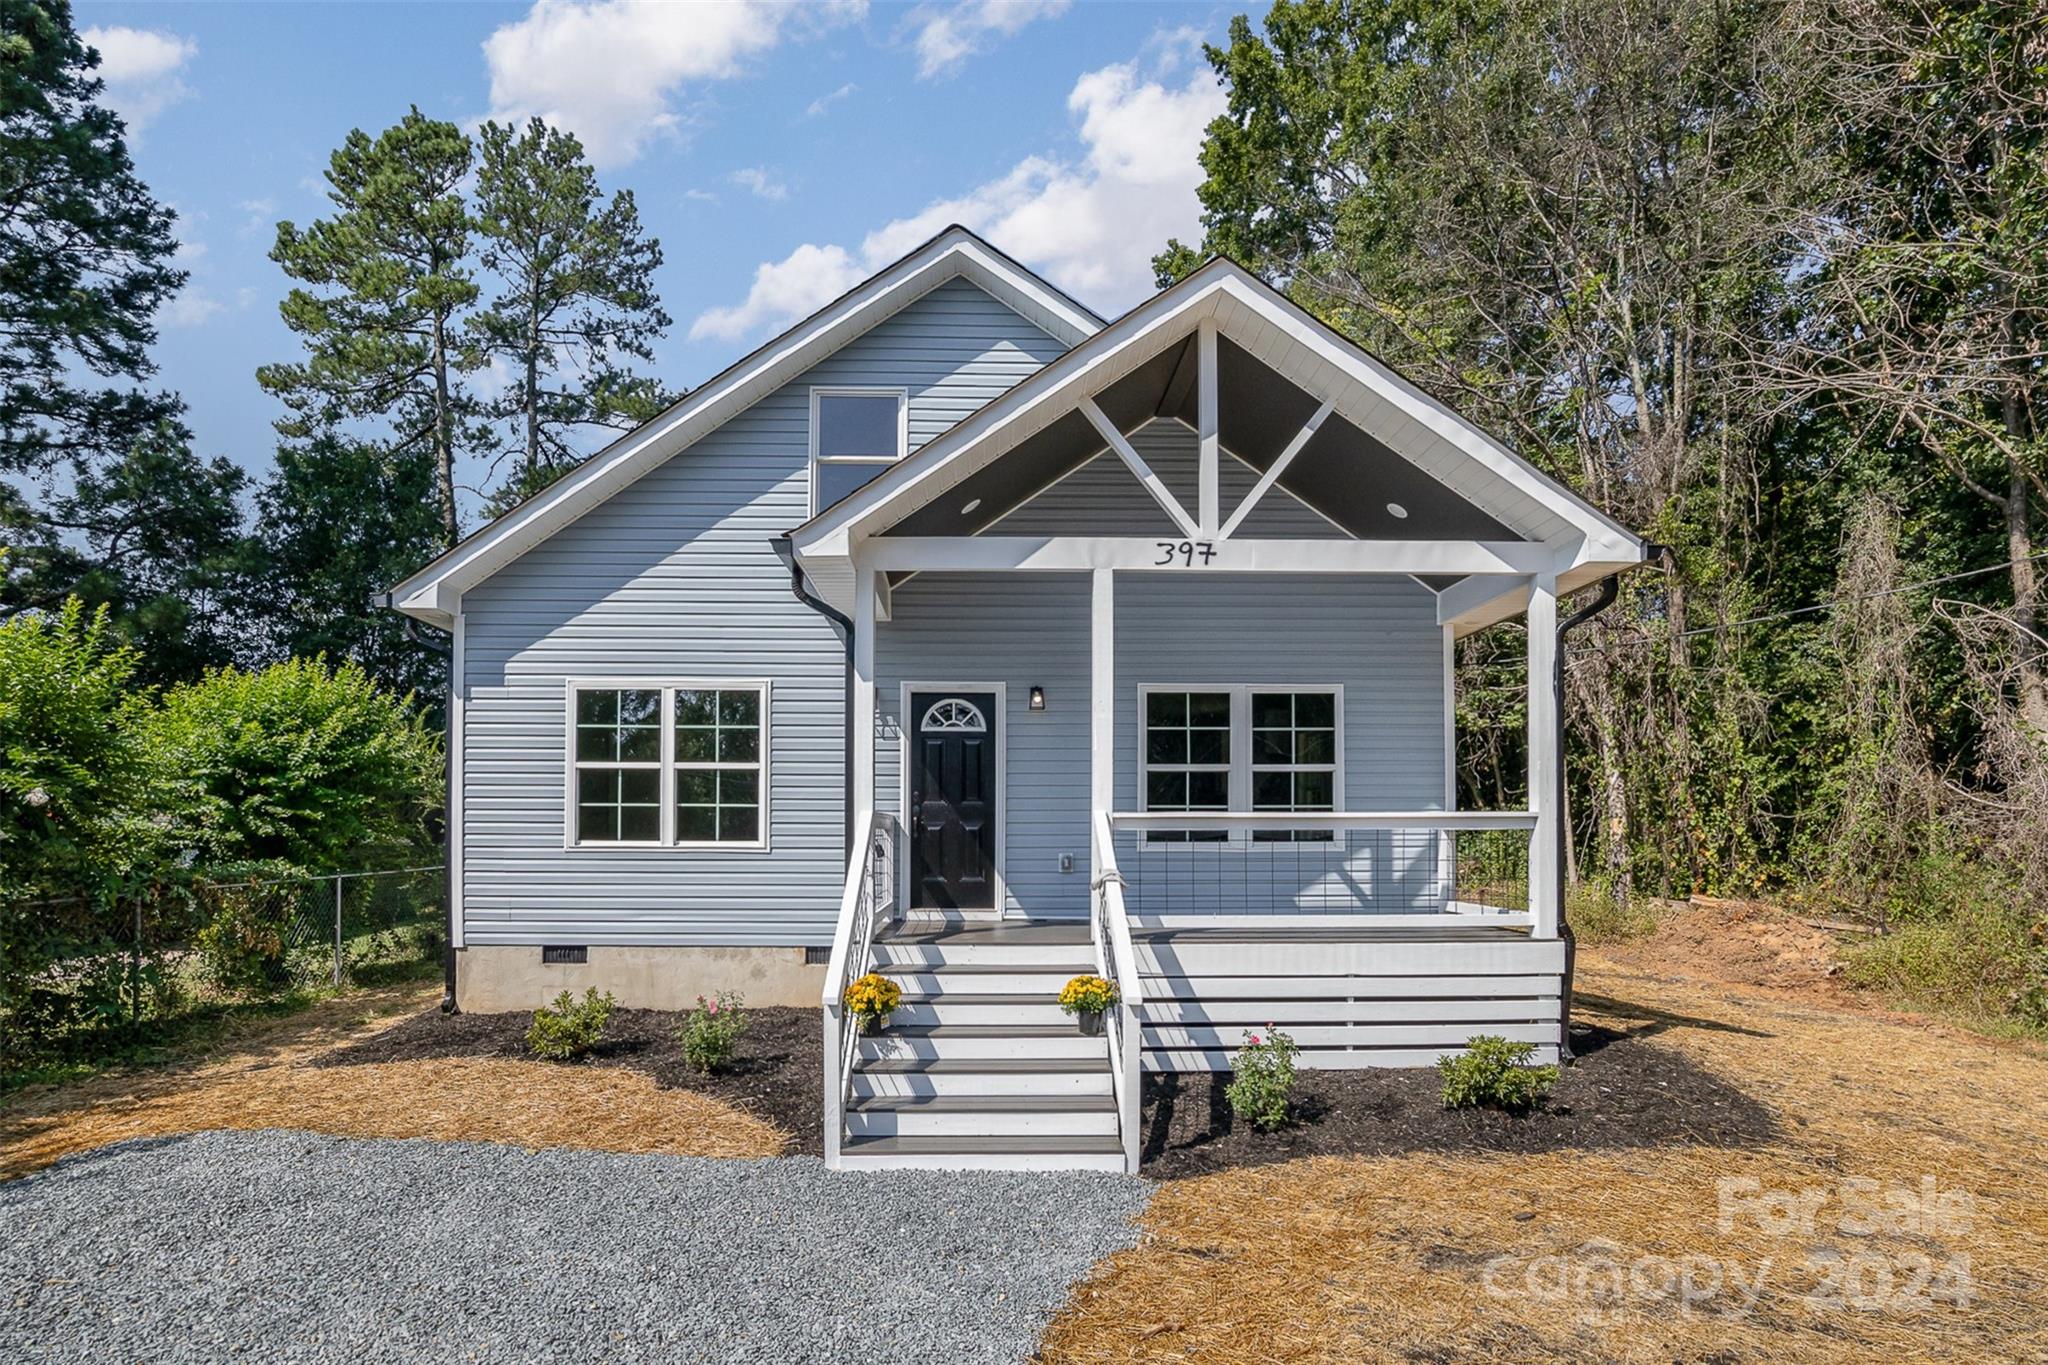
869 944 1093 971
858 1024 1102 1062
892 996 1071 1028
837 1133 1126 1173
845 1093 1117 1139
889 968 1090 997
850 1057 1112 1099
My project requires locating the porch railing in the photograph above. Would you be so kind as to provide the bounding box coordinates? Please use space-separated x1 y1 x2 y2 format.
821 810 898 1167
1090 811 1145 1174
1105 811 1537 926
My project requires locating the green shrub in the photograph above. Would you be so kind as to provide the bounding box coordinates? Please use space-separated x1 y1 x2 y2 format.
1844 904 2046 1032
678 991 747 1072
1566 883 1662 945
1438 1035 1559 1112
138 656 440 871
526 988 615 1061
1224 1027 1299 1130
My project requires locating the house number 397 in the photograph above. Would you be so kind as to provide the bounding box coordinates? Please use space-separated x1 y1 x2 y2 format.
1155 540 1218 566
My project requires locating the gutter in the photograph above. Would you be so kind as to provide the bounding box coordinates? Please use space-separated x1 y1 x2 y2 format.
1552 544 1664 1060
773 536 857 862
383 597 459 1015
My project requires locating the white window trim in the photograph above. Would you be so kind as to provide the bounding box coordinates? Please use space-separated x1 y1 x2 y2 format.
562 678 772 852
1135 684 1346 843
810 386 909 518
896 680 1009 917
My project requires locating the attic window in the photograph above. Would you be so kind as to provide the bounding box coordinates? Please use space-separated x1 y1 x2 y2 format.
811 388 906 515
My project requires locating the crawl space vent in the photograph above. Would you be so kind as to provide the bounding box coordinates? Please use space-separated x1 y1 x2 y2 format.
541 945 588 965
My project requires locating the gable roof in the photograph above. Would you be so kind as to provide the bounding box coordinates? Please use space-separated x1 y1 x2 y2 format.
789 257 1643 629
384 225 1102 624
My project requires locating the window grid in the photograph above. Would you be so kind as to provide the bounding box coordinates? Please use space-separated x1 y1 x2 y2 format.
1139 686 1342 843
569 684 767 849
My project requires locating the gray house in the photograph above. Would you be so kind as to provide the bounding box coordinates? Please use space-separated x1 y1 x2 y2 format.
387 227 1647 1170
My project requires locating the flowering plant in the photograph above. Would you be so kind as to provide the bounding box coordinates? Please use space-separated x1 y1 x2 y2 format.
1057 974 1119 1015
679 991 747 1073
843 972 901 1020
1225 1025 1299 1130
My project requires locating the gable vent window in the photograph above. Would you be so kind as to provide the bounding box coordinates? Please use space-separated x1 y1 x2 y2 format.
811 388 906 515
569 682 770 850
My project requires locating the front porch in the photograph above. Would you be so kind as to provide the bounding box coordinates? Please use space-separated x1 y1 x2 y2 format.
797 271 1643 1170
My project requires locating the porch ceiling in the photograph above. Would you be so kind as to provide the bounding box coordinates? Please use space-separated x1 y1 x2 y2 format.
875 329 1522 544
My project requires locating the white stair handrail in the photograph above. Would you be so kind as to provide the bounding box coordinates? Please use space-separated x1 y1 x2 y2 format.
821 810 895 1168
1091 810 1144 1173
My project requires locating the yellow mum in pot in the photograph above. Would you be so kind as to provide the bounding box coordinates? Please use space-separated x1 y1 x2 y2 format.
843 972 901 1033
1059 975 1119 1035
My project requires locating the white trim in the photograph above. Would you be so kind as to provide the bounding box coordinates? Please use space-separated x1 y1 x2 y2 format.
854 564 877 842
449 602 465 950
1130 913 1535 931
863 535 1559 576
1078 397 1200 538
389 227 1101 623
1134 684 1347 844
1196 318 1219 536
809 386 908 519
897 680 1009 918
1090 568 1115 884
1218 400 1333 540
559 678 773 852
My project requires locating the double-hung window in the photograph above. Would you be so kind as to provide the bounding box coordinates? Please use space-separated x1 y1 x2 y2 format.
810 388 906 515
569 682 768 848
1140 686 1341 841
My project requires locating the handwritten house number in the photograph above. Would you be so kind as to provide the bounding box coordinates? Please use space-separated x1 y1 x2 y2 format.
1155 540 1218 566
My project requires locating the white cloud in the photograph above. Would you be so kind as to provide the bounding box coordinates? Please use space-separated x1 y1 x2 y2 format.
480 0 863 168
80 25 197 133
682 187 721 204
910 0 1068 79
690 49 1224 343
237 197 278 237
730 167 789 201
163 289 223 328
805 81 857 118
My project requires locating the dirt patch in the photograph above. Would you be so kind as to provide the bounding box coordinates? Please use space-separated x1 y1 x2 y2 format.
1598 900 1858 1002
1140 1019 1778 1179
315 1004 824 1155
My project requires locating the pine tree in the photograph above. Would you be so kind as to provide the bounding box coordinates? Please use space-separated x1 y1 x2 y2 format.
259 108 476 549
0 0 188 544
468 117 673 511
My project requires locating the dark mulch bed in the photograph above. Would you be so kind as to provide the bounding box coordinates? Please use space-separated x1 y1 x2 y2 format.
317 1007 1776 1177
1137 1021 1780 1179
314 1006 825 1156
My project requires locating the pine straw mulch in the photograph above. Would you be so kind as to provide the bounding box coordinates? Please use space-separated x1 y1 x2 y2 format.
1040 953 2048 1364
0 987 786 1181
312 1004 824 1155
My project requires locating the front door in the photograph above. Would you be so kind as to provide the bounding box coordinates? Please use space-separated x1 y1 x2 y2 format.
908 691 998 911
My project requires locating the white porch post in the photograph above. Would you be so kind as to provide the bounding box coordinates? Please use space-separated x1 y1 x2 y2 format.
1526 572 1559 937
1090 567 1115 875
1440 625 1457 908
1196 320 1219 536
853 561 877 833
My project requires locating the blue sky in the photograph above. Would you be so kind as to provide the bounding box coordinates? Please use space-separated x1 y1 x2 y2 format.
73 0 1242 502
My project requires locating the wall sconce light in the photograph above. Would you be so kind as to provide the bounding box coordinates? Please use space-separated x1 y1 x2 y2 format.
1028 685 1046 711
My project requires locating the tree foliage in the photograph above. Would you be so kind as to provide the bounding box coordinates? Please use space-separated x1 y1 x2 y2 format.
469 117 674 512
259 107 477 550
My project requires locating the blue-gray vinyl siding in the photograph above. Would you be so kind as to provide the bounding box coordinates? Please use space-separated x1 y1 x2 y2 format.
875 571 1448 919
988 419 1342 538
458 279 1067 947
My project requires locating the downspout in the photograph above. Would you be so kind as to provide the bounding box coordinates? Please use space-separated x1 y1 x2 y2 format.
1551 553 1651 1060
399 611 459 1015
773 536 856 862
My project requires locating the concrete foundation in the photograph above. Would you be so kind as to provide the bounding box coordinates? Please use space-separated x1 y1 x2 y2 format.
454 944 825 1013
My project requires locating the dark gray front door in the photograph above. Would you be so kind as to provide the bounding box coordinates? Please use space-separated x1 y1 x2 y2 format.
908 691 998 910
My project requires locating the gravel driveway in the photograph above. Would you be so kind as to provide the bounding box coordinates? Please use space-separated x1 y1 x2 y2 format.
1 1130 1152 1364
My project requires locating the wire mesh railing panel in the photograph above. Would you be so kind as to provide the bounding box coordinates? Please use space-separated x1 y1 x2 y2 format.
1112 825 1528 917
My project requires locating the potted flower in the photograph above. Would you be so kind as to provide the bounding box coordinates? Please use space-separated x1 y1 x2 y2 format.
843 972 901 1034
1058 974 1120 1035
